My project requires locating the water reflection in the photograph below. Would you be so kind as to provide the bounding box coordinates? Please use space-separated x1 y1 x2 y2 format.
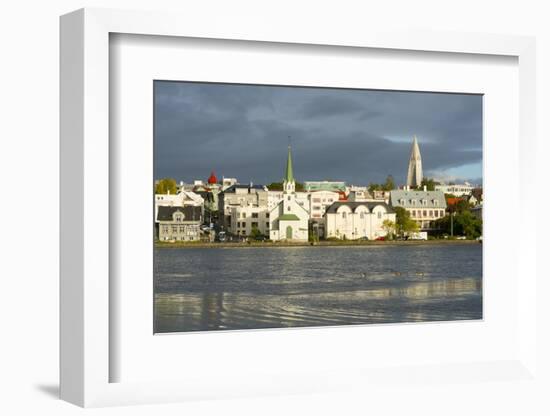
154 245 482 332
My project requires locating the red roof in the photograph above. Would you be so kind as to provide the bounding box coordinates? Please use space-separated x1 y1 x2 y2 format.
337 191 347 201
446 197 462 206
207 171 218 184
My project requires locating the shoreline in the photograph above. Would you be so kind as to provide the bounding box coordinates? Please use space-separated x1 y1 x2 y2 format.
155 239 481 249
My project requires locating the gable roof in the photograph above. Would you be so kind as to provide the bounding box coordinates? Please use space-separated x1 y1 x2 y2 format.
390 190 447 209
156 205 202 222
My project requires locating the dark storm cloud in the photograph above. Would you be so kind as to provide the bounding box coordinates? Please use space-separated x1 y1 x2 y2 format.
154 81 482 186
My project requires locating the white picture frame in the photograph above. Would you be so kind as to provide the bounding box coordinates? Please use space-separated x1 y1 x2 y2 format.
60 8 538 408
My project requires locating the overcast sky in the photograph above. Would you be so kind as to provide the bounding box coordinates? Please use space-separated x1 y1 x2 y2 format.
154 81 482 186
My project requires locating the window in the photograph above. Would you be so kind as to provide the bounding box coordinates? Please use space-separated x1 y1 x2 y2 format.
434 210 439 218
313 206 321 211
172 225 178 232
423 210 427 217
377 212 382 219
266 222 270 228
313 198 321 203
241 212 246 218
422 199 427 206
179 226 185 233
287 206 291 211
252 213 258 218
411 199 416 205
429 210 433 217
251 222 258 227
266 213 270 218
287 196 291 201
411 210 416 217
342 212 347 219
434 200 439 206
162 225 168 233
360 212 364 219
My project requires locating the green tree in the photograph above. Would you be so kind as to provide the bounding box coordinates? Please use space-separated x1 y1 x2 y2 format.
419 177 440 191
436 210 482 239
382 219 396 239
155 178 178 194
394 207 420 236
267 181 305 191
250 226 262 239
383 175 395 191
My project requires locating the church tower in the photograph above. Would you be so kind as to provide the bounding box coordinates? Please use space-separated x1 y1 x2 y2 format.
406 135 423 188
283 145 295 194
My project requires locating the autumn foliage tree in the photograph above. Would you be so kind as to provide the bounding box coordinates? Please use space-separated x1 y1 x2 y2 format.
155 178 178 194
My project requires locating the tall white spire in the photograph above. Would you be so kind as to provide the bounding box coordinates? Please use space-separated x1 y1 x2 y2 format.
406 135 423 188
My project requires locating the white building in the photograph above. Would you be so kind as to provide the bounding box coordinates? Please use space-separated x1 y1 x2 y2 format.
324 201 396 240
229 205 270 237
309 190 340 220
269 146 309 241
154 190 204 220
435 182 475 197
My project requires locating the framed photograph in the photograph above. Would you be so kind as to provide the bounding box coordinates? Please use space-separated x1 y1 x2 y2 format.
60 8 538 407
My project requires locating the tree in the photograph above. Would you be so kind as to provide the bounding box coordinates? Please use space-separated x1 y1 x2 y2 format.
155 178 177 194
383 175 395 191
250 226 263 239
394 207 420 236
382 219 396 239
419 177 440 191
267 181 305 191
435 210 482 239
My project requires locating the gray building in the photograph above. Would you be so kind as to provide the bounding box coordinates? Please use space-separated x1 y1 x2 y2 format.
390 189 447 231
156 206 202 241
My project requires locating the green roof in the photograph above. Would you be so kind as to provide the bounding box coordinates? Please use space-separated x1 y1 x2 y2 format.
285 146 294 183
278 214 300 221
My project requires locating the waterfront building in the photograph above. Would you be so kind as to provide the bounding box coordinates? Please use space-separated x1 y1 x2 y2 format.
406 135 423 188
435 182 476 197
304 180 346 193
390 189 447 231
218 183 268 230
269 146 309 241
154 190 204 220
309 190 340 220
156 205 202 241
324 201 396 240
229 205 271 237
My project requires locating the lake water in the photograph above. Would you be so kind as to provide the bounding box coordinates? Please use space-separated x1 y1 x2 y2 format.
154 244 482 333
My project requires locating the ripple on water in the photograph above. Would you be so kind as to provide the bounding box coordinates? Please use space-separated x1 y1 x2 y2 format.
154 245 482 332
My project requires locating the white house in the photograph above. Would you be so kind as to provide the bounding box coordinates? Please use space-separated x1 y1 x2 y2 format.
324 201 396 240
154 190 204 220
435 182 476 197
269 146 309 241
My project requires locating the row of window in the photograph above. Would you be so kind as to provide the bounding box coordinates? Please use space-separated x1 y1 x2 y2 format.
161 225 199 234
399 199 440 206
236 222 270 229
239 212 269 219
409 209 445 218
341 212 384 219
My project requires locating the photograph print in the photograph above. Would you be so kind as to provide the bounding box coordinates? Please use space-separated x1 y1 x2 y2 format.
153 81 483 333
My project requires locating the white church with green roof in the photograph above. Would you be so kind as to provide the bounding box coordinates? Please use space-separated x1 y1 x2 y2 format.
268 146 310 241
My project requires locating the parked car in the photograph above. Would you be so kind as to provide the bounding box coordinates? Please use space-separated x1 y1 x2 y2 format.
375 236 386 241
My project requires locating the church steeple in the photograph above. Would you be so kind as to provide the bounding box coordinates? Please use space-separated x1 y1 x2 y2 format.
283 145 296 193
406 135 423 188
